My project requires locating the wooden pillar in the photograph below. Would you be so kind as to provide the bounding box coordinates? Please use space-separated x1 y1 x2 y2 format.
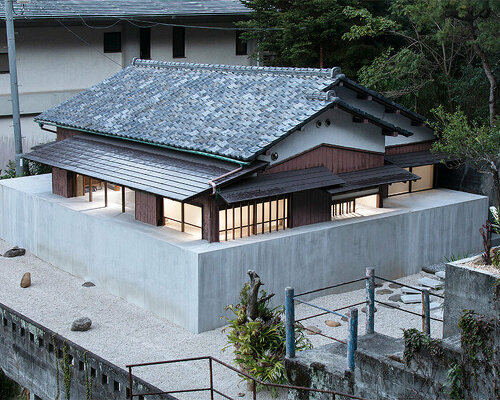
51 167 76 198
199 195 220 242
121 186 126 213
104 183 108 207
378 185 388 208
134 191 164 226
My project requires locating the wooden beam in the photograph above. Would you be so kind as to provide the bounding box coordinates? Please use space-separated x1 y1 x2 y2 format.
104 183 108 207
89 177 92 202
121 186 125 213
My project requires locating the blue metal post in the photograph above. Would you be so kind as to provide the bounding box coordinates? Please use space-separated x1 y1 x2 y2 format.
285 287 295 358
422 289 431 335
366 267 375 334
347 308 358 371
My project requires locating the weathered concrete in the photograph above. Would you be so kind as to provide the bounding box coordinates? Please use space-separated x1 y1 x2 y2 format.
0 175 488 332
443 258 500 337
0 303 171 400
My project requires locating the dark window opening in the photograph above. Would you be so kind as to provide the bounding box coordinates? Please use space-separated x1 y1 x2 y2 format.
114 381 120 392
236 31 247 56
102 374 108 385
90 367 96 378
79 361 85 371
38 337 44 347
104 32 122 53
140 28 151 60
172 27 185 58
0 53 9 74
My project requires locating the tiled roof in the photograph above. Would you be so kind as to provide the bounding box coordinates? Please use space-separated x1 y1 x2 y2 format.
0 0 249 19
35 60 414 162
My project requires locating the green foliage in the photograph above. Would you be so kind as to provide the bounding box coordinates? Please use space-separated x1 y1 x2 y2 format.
0 159 52 180
0 160 16 180
444 251 471 263
403 328 444 365
83 353 93 400
223 281 311 394
61 343 72 400
447 362 464 400
0 368 23 399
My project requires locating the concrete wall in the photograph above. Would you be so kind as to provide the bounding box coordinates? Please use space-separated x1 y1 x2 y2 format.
0 303 168 400
0 175 488 333
443 259 500 337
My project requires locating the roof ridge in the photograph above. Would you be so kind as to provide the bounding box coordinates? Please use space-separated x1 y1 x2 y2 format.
132 58 339 78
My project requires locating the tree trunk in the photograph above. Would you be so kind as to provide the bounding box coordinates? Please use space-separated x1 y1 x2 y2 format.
472 42 497 127
246 270 262 320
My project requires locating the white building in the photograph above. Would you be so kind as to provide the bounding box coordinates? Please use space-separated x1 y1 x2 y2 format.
0 0 253 171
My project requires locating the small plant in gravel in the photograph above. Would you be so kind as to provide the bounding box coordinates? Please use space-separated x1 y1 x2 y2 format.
223 270 310 396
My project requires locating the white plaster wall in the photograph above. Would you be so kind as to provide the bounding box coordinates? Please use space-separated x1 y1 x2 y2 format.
0 26 123 96
151 25 252 65
0 115 54 173
0 175 200 332
265 107 385 164
335 86 436 146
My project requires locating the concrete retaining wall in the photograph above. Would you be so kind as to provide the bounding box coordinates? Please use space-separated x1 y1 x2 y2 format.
0 175 488 332
0 303 170 400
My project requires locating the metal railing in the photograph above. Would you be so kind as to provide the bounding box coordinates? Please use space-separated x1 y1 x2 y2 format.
126 356 367 400
285 268 445 369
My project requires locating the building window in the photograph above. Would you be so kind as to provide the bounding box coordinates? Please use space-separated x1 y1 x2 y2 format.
219 196 289 241
0 53 9 74
164 198 202 238
235 31 247 56
103 32 121 53
331 191 379 218
388 164 434 196
172 27 185 58
74 174 134 212
140 28 151 59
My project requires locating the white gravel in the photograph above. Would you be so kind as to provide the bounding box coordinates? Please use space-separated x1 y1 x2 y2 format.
0 239 444 399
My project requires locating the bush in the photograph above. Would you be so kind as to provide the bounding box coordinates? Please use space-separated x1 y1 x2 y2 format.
223 271 311 395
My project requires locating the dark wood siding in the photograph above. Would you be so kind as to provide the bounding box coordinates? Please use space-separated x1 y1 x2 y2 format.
135 191 164 226
56 127 81 142
52 167 75 198
290 189 331 228
385 141 433 155
267 144 384 174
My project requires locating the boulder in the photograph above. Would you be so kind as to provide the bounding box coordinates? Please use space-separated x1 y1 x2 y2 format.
4 246 26 258
82 282 95 287
71 317 92 332
388 283 402 289
20 273 31 288
388 294 401 302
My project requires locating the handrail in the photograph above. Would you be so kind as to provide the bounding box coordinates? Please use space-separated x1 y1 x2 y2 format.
126 356 368 400
374 276 444 299
293 277 366 297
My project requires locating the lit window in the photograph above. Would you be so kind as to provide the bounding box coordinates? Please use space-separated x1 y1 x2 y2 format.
103 32 121 53
412 165 434 192
164 198 202 238
388 168 411 195
219 197 289 241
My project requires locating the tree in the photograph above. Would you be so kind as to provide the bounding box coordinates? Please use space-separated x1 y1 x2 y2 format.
431 107 500 207
238 0 394 76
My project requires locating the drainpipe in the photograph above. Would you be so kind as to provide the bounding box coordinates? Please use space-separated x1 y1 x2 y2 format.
208 166 243 195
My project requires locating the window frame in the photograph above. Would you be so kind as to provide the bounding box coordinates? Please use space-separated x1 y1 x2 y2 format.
103 32 122 53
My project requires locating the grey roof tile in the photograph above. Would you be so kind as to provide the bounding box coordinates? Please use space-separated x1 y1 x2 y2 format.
0 0 249 19
35 60 415 162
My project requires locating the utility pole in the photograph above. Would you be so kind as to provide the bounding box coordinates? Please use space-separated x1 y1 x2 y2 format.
5 0 23 176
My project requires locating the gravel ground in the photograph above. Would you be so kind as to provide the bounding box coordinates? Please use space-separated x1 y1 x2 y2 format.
0 239 445 399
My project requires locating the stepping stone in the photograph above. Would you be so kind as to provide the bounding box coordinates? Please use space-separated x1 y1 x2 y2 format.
389 283 402 289
422 263 445 274
417 277 444 289
401 294 422 304
4 246 26 258
402 286 425 294
341 316 348 322
325 320 341 327
435 271 446 280
82 282 95 287
376 289 393 295
305 326 321 335
361 306 377 313
388 294 401 302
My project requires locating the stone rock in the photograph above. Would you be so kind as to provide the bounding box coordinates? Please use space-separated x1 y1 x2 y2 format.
435 271 446 280
305 326 321 335
376 289 393 295
388 283 402 289
388 294 401 302
402 286 425 294
401 294 422 304
4 246 26 258
71 317 92 332
20 272 31 288
82 282 95 287
325 320 341 327
422 263 445 274
361 306 377 313
374 282 383 288
417 277 444 289
341 316 348 322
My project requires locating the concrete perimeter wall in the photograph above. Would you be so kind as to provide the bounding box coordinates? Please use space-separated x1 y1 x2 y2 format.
0 175 200 332
0 175 488 333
